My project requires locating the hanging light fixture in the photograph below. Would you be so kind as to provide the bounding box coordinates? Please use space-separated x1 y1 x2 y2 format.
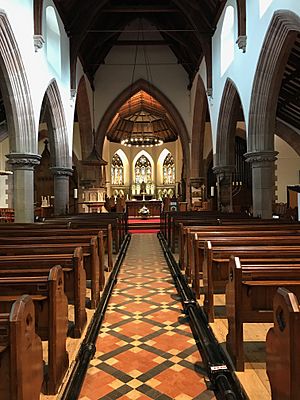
120 19 163 148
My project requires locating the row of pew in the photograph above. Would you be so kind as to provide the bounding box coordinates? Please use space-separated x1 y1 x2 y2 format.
163 211 300 400
0 212 124 399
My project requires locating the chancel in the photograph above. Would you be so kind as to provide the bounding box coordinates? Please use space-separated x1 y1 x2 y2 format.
0 2 300 400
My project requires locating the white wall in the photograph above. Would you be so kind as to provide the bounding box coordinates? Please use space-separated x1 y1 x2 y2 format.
275 135 300 203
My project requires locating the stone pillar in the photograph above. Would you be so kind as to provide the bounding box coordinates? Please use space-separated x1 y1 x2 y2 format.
245 150 278 219
213 165 235 213
6 153 41 222
51 167 73 215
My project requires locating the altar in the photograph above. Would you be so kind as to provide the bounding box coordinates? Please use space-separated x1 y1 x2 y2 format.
126 200 162 217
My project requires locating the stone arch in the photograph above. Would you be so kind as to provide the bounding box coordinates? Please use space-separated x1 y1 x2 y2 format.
96 79 190 181
215 78 245 168
214 78 245 212
42 79 70 169
75 76 93 160
191 76 209 180
0 10 36 155
248 10 300 153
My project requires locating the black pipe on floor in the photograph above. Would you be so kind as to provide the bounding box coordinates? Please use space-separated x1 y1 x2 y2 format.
60 233 132 400
157 232 248 400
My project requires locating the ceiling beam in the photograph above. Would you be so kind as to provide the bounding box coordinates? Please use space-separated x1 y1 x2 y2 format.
115 40 166 46
101 6 180 13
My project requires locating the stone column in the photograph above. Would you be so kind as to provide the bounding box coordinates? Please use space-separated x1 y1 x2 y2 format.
6 153 41 222
213 165 235 213
51 167 73 215
245 150 278 219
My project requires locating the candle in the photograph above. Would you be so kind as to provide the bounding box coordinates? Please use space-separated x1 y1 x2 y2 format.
74 188 78 199
210 186 215 197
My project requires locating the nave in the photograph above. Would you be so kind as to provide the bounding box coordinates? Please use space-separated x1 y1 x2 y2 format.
79 234 215 400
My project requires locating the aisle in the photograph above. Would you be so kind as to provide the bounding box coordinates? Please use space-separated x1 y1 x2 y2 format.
79 234 215 400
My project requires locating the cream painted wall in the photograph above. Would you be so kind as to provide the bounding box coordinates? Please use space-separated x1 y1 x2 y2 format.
275 135 300 203
93 20 191 144
72 123 82 161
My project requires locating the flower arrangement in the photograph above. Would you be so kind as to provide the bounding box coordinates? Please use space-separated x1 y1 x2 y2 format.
138 205 150 218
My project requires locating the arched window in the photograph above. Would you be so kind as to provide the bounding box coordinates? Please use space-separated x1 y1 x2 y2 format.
111 153 124 185
45 6 61 76
135 155 151 184
220 6 235 76
259 0 273 17
163 153 175 184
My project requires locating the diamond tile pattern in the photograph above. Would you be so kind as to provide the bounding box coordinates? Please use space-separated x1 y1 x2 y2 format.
79 234 215 400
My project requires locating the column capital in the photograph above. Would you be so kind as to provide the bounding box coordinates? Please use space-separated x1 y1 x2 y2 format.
189 177 205 188
244 150 278 164
6 152 41 170
212 165 235 176
50 166 73 177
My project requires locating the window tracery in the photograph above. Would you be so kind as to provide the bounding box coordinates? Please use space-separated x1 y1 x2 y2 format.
163 153 175 184
135 155 152 184
111 153 124 185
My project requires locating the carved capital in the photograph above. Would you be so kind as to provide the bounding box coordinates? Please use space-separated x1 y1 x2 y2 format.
50 166 73 177
206 88 213 98
244 150 278 164
33 34 45 52
236 35 247 53
189 177 205 189
212 165 235 176
70 89 77 99
6 152 41 170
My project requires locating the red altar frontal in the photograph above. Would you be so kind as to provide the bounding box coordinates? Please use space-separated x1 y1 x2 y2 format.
125 200 162 217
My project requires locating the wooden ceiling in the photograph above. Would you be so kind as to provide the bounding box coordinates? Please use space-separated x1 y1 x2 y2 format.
277 34 300 131
107 90 178 143
53 0 225 87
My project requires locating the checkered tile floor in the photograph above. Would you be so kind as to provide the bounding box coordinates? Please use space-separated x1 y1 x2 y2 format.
79 234 215 400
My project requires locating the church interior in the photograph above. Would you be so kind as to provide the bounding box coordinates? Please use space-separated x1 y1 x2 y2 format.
0 1 300 399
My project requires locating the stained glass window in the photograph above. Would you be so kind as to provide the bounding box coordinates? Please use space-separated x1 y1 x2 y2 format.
135 155 152 184
163 153 175 184
111 153 124 185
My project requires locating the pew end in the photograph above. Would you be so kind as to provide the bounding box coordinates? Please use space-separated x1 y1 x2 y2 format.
266 287 300 400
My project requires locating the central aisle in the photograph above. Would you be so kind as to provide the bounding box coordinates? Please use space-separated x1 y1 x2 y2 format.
79 234 215 400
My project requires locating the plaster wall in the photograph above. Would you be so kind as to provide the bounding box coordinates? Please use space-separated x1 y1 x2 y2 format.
94 25 191 143
275 135 300 203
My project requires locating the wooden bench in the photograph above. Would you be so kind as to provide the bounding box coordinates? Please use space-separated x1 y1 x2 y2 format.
0 234 106 293
0 247 87 337
0 295 43 400
0 225 113 271
0 266 69 394
0 238 102 308
180 224 300 273
266 287 300 400
203 242 300 322
226 256 300 371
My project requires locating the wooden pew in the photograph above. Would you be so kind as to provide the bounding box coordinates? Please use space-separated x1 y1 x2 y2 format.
0 234 106 293
0 295 43 400
0 225 113 271
203 242 300 322
226 256 300 371
0 238 101 308
266 287 300 400
0 247 87 337
0 266 69 394
180 224 300 273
